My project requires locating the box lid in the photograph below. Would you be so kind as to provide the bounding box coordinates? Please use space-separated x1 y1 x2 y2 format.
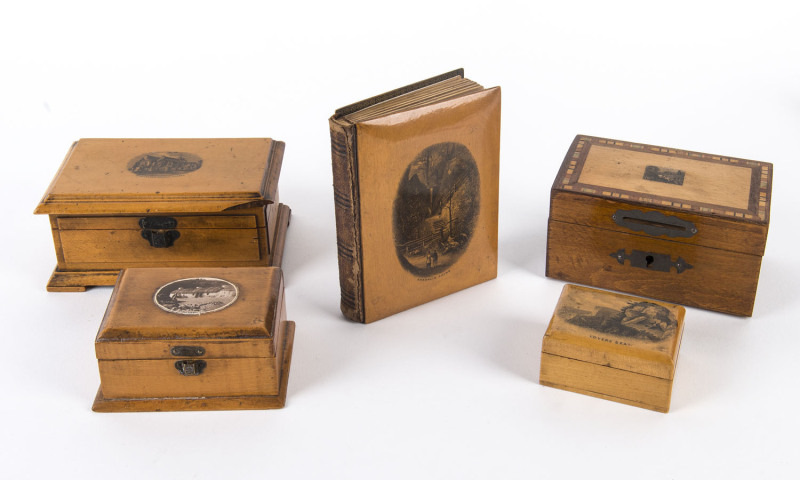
35 138 283 215
551 135 772 255
542 284 685 380
95 267 284 360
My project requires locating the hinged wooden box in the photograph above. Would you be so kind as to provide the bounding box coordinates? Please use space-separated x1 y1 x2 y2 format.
547 135 772 316
92 267 295 412
540 284 685 413
34 138 291 292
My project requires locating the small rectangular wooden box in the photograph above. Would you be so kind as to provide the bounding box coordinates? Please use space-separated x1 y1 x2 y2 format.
92 267 295 412
34 138 291 292
540 284 685 413
547 135 772 316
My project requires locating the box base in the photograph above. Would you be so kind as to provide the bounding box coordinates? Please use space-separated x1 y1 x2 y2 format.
92 321 295 412
540 380 669 413
46 203 292 292
46 268 120 292
539 352 672 413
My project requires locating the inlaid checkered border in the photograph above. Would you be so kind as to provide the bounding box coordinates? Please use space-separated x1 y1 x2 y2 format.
556 136 772 223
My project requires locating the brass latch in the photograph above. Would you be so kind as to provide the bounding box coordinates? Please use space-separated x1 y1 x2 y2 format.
140 216 180 248
174 359 207 376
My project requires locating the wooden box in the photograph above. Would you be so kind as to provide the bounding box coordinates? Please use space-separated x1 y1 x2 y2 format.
34 138 291 292
547 135 772 316
540 284 685 413
92 267 295 412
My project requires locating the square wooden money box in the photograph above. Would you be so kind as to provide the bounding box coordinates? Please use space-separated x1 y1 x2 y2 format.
540 284 685 413
92 267 295 412
34 138 291 292
546 135 772 316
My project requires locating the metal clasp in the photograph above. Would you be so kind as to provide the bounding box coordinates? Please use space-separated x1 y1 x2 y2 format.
139 216 180 248
611 249 693 274
174 359 207 376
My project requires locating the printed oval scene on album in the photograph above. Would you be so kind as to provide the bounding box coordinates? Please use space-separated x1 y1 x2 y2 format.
154 277 239 315
393 142 480 277
127 151 203 177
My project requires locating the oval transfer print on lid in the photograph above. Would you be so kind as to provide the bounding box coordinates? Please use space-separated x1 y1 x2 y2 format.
562 301 677 342
154 277 239 315
127 151 203 177
393 142 480 277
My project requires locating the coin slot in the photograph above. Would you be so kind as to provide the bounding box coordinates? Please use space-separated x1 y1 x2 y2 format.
620 216 687 233
612 209 697 238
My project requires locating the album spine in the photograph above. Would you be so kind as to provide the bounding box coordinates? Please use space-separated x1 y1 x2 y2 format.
329 118 365 323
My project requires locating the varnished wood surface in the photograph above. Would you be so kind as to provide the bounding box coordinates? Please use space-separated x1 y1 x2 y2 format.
540 353 673 413
542 284 684 377
580 144 753 210
51 206 269 270
42 204 291 291
57 214 259 229
95 338 276 360
270 203 291 267
92 321 295 412
46 268 120 292
550 191 768 256
540 285 685 412
547 136 770 315
355 88 500 323
35 138 283 215
99 357 280 398
59 227 262 264
546 219 762 316
96 267 284 343
554 135 772 224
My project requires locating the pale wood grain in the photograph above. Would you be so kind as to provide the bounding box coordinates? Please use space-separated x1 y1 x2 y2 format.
92 321 295 412
541 353 673 413
35 139 289 291
46 269 120 292
580 144 753 210
59 227 262 264
35 138 281 214
355 88 500 323
99 357 280 398
96 267 284 342
539 285 685 413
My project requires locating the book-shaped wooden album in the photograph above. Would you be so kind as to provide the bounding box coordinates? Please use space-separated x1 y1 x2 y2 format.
329 69 500 323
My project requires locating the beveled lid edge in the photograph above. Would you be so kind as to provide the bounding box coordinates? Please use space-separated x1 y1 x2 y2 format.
95 267 283 343
35 138 282 215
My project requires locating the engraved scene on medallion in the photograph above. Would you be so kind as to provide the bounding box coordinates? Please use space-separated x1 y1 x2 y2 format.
154 277 238 315
393 142 480 277
127 151 203 177
561 301 677 342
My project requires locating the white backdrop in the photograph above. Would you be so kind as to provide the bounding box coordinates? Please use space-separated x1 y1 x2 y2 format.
2 1 799 478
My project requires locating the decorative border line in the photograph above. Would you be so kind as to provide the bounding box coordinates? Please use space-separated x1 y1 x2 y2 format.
557 136 772 223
